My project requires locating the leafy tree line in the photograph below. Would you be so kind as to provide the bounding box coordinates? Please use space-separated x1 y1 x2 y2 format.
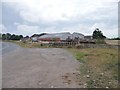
0 33 23 40
109 37 120 40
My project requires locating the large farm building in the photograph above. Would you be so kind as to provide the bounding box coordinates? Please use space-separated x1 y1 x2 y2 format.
31 32 84 42
31 32 92 42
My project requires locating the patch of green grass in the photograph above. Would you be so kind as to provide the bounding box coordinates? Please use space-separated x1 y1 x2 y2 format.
68 48 118 88
75 53 88 63
75 53 85 59
87 79 95 88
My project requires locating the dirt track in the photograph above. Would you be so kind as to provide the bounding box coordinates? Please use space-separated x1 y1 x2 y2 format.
2 42 81 88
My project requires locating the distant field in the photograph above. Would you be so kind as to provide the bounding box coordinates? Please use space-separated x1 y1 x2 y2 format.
105 40 119 45
69 48 118 88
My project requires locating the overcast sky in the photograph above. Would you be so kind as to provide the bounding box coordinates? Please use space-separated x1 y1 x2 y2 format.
0 0 119 37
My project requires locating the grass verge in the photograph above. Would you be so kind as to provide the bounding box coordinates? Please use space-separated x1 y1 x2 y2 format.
68 48 118 88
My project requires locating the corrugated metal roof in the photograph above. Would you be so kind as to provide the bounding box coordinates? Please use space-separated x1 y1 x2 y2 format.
38 32 84 40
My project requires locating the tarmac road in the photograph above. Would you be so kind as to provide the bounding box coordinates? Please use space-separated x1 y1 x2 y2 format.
2 42 81 88
2 42 20 55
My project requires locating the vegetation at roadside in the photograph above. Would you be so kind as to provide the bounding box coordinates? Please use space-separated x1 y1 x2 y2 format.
6 40 63 48
6 40 48 48
69 48 118 88
6 40 75 48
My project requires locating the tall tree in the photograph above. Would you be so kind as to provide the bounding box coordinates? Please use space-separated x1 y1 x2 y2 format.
6 33 11 40
92 28 106 39
19 35 23 39
10 34 16 40
2 34 6 40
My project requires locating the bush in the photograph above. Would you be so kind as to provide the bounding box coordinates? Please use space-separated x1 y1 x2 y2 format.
40 44 43 46
22 40 26 43
95 39 106 44
75 44 81 49
67 45 72 48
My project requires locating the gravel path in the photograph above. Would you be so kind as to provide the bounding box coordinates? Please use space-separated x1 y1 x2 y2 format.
2 42 81 88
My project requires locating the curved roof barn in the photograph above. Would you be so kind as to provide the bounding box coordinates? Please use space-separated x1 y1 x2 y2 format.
38 32 84 41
